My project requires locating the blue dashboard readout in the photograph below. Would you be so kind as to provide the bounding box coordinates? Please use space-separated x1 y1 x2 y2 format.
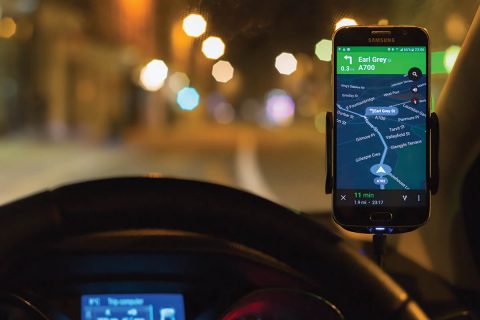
81 294 185 320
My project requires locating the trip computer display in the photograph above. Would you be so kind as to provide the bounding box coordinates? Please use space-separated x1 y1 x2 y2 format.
335 46 427 207
81 294 185 320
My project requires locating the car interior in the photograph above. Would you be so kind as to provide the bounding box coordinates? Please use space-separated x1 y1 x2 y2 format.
0 0 478 319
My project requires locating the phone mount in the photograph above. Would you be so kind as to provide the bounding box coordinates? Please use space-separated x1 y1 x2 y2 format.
325 111 439 195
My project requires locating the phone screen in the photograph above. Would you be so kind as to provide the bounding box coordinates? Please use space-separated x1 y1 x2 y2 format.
334 46 428 208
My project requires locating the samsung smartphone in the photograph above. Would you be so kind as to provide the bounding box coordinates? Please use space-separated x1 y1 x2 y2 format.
332 26 430 233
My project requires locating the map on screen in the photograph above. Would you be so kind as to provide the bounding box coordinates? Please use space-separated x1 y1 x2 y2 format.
336 46 427 191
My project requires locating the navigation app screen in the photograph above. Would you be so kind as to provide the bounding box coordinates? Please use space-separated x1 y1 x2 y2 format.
335 46 427 207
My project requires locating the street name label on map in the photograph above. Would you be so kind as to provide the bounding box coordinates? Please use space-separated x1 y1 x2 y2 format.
355 152 381 163
398 115 420 122
389 125 405 132
383 90 400 97
390 140 422 150
386 132 410 140
346 97 375 110
340 84 365 90
356 133 376 142
365 107 398 116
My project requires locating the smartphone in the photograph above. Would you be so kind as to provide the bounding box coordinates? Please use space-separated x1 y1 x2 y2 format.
332 26 430 233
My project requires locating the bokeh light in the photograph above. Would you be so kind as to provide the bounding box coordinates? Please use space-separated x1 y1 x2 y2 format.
445 14 467 43
205 92 234 124
275 52 297 75
0 17 17 38
182 14 207 38
444 45 461 73
378 18 389 26
139 59 169 91
335 18 357 30
176 87 200 111
202 36 225 60
212 60 234 83
167 72 190 93
315 39 332 62
265 89 295 126
213 102 235 124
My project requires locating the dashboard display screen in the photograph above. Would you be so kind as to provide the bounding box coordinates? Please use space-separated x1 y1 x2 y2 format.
81 294 185 320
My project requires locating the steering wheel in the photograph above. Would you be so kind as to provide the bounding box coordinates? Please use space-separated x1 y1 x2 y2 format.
0 177 426 319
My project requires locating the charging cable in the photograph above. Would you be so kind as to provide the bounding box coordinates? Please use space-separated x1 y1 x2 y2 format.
373 234 387 268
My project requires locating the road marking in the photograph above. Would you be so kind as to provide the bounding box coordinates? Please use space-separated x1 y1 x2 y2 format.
235 133 279 201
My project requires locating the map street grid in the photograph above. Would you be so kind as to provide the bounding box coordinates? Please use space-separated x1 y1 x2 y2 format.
336 74 427 191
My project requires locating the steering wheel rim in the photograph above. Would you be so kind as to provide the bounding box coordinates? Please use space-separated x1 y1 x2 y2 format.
0 177 426 319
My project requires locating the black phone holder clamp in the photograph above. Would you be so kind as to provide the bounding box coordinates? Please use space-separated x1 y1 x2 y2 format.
324 111 439 195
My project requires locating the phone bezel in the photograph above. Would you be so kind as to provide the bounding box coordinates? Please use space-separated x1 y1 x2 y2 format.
332 26 430 232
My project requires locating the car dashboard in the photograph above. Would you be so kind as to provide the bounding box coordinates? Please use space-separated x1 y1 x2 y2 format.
0 230 341 320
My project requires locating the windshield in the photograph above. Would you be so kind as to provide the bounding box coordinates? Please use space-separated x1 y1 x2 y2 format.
0 0 477 212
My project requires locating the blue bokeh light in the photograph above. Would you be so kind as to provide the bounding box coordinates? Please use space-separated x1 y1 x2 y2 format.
176 87 200 111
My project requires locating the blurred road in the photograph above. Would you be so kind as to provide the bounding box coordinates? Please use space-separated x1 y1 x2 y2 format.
0 124 330 212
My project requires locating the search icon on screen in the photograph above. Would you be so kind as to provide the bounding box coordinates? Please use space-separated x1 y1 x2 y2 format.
408 67 422 81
